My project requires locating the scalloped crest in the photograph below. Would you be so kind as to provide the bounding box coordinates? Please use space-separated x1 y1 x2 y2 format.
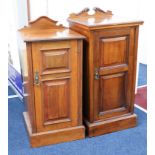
25 16 64 29
69 7 112 18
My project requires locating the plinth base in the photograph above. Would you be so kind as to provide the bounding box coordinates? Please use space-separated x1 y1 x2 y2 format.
85 113 137 137
23 112 85 148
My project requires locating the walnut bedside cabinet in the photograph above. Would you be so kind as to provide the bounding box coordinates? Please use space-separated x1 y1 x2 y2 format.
19 16 85 147
68 8 143 137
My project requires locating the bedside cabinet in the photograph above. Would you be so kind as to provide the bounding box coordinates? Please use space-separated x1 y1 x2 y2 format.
19 16 85 147
68 8 143 137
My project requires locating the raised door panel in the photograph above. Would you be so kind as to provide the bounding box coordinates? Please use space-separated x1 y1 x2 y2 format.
99 73 126 112
100 37 128 67
43 79 70 124
94 28 135 121
32 40 80 132
41 48 70 74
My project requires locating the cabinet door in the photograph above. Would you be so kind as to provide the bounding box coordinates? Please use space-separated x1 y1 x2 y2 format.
32 40 81 132
93 27 137 121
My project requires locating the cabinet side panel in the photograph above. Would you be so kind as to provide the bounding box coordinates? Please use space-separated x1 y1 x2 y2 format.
82 40 91 120
69 23 93 122
24 43 36 132
77 40 83 125
129 26 139 112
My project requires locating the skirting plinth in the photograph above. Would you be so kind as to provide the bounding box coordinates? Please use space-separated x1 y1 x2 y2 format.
23 112 85 148
84 113 137 137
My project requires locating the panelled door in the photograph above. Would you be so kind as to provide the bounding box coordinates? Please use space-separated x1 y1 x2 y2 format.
93 27 136 121
32 40 79 132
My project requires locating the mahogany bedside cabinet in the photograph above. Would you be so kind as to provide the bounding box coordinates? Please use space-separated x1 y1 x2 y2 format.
19 16 85 147
68 8 143 137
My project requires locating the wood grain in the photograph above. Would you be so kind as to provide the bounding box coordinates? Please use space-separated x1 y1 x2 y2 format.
31 40 82 132
20 16 85 147
19 16 85 42
23 43 36 133
23 112 85 148
85 113 137 137
68 8 143 30
68 9 143 136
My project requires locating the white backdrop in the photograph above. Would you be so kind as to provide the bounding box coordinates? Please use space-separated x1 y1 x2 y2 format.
29 0 147 64
9 0 28 73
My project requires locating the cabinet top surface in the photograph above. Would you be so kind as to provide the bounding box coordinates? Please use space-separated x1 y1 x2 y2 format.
19 16 85 42
68 8 143 29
